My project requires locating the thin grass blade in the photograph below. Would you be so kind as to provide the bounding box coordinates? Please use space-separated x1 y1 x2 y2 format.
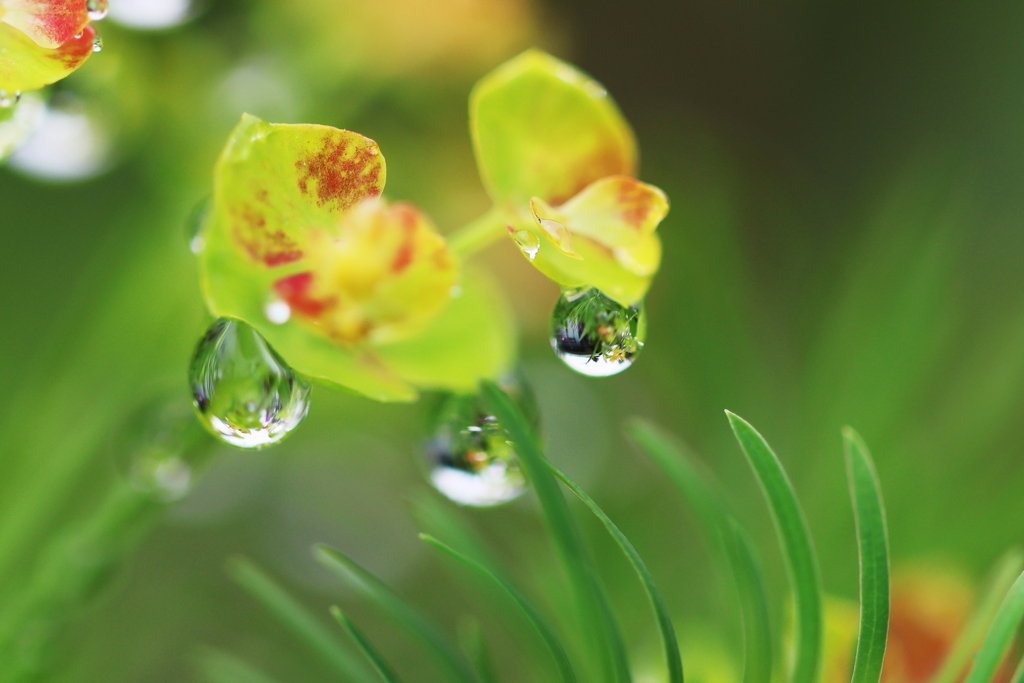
544 459 683 683
227 557 374 683
315 545 478 683
331 607 405 683
458 617 499 683
481 380 630 683
421 533 577 683
628 418 772 683
843 428 890 683
726 411 822 683
962 569 1024 683
931 549 1024 683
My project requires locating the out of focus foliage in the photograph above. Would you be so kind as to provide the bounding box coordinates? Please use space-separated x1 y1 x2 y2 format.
4 0 1024 681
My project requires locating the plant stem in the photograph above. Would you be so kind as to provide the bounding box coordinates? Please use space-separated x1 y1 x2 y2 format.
448 207 509 259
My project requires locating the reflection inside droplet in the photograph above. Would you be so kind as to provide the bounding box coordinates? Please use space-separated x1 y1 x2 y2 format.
87 0 109 20
264 300 291 324
512 229 540 260
189 318 311 449
108 0 192 29
550 287 644 377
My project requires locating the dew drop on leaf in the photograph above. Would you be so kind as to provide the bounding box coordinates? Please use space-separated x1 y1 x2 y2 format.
511 229 540 260
550 287 644 377
0 91 21 108
425 380 538 507
87 0 109 21
189 318 311 449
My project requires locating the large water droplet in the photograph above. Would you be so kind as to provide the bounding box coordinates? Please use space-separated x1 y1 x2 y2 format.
512 229 540 260
550 287 644 377
0 91 21 108
425 380 537 507
189 318 311 448
87 0 109 20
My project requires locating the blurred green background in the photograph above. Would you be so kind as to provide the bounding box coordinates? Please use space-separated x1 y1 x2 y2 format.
3 0 1024 680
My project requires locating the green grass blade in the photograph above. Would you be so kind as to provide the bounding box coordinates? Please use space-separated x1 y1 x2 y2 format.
331 607 406 683
627 419 772 683
481 380 630 683
962 569 1024 683
1010 654 1024 683
421 533 577 683
227 557 374 683
931 549 1024 683
544 459 683 683
196 649 284 683
843 428 890 683
458 617 499 683
726 411 823 683
314 544 478 683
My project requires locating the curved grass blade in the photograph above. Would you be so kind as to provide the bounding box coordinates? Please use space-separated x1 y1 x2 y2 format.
331 606 405 683
931 549 1024 683
227 557 374 683
843 428 890 683
315 545 478 683
628 418 772 683
421 533 577 683
726 411 822 683
962 569 1024 683
481 380 630 683
544 459 683 683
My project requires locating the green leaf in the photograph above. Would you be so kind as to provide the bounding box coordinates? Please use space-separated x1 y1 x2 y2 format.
962 569 1024 683
931 549 1024 683
458 618 499 683
199 115 515 401
843 428 890 683
470 49 637 206
0 23 95 92
726 411 823 683
331 606 406 683
626 419 772 683
227 557 374 683
314 545 478 683
420 534 577 683
481 380 631 683
544 459 683 683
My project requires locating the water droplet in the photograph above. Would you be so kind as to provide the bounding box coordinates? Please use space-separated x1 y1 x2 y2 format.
264 300 291 324
189 318 311 449
91 35 104 52
0 91 21 108
185 195 211 253
550 287 644 377
425 381 537 507
74 31 83 39
538 218 575 255
87 0 109 20
512 229 540 260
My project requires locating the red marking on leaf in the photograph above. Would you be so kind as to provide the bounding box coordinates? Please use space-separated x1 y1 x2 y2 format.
48 24 94 69
615 179 653 229
3 0 89 48
295 132 383 211
273 272 335 318
389 203 419 274
553 147 634 205
231 202 303 267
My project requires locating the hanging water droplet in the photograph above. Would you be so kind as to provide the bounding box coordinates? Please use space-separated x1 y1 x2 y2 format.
74 31 83 39
0 90 21 108
550 287 644 377
512 229 540 260
87 0 109 21
425 379 537 507
91 35 104 52
189 318 311 449
185 195 211 254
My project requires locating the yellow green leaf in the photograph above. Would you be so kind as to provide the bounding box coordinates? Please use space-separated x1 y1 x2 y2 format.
470 49 637 206
0 22 94 92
